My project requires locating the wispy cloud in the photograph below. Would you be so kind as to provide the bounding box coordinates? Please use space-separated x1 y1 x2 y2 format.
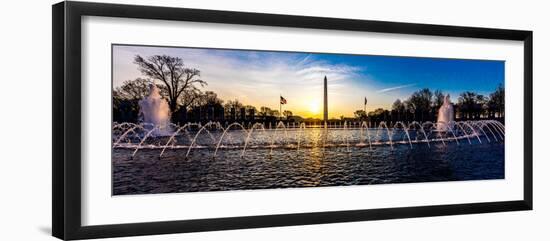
376 83 417 93
113 46 368 118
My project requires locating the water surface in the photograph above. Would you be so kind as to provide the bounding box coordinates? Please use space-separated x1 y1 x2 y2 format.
113 138 504 195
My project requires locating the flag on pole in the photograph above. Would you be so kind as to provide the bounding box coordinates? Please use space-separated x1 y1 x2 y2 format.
280 96 287 104
364 97 368 105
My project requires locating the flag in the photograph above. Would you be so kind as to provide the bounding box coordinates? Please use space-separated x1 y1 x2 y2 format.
280 96 287 104
364 97 368 105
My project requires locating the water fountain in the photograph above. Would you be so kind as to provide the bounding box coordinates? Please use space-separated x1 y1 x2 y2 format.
437 94 454 132
112 83 504 160
112 73 507 195
111 119 505 159
138 84 171 135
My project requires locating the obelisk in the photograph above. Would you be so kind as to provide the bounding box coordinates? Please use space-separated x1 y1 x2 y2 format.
323 75 328 124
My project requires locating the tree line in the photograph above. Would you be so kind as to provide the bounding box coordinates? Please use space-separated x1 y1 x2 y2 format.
113 54 294 124
114 54 504 125
353 86 504 125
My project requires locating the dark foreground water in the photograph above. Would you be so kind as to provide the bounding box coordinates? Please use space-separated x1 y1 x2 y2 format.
112 139 504 195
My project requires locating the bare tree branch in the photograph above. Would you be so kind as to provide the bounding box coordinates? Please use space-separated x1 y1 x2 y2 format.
133 54 206 114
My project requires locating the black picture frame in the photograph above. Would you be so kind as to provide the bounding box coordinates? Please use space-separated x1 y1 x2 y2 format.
52 1 533 240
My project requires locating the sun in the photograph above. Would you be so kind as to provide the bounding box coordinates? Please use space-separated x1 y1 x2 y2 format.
308 100 320 115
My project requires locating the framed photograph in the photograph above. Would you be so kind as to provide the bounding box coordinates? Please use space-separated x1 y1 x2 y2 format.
53 1 533 240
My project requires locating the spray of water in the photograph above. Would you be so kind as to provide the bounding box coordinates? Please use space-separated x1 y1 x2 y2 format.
139 84 171 135
113 119 505 160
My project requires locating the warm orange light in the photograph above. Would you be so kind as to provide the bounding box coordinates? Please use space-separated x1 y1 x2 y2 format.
308 100 320 115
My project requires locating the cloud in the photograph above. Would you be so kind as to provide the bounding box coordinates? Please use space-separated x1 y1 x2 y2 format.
376 83 417 93
113 46 368 118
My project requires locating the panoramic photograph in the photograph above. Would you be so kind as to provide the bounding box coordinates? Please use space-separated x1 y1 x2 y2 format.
111 44 505 195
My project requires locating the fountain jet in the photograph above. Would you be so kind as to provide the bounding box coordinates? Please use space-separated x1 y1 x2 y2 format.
139 84 171 135
437 94 454 132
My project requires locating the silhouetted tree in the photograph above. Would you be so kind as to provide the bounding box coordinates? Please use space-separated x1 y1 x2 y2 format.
259 106 274 117
391 99 406 121
354 110 367 120
407 88 432 121
429 90 444 120
283 110 293 119
114 78 151 100
244 105 258 113
477 95 488 118
224 99 244 119
457 92 475 119
184 91 225 121
112 78 156 123
133 54 206 114
193 91 223 107
368 108 390 126
432 90 444 107
457 91 487 119
487 84 505 118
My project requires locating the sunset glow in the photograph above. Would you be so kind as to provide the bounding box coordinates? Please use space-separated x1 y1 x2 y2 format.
111 44 507 196
113 45 504 119
308 100 321 116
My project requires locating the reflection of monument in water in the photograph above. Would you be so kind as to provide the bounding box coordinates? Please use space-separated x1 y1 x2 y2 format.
437 94 454 131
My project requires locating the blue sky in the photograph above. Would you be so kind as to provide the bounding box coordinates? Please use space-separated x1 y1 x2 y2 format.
113 45 504 118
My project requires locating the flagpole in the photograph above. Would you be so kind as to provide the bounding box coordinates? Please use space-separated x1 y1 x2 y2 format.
279 94 282 121
364 97 367 123
364 97 366 116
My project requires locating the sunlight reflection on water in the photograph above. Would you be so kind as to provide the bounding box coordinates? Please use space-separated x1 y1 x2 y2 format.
113 137 504 195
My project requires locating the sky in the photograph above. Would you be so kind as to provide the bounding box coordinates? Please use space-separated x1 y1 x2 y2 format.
113 45 504 119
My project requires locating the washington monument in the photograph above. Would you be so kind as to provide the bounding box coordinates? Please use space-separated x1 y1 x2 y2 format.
323 75 328 123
